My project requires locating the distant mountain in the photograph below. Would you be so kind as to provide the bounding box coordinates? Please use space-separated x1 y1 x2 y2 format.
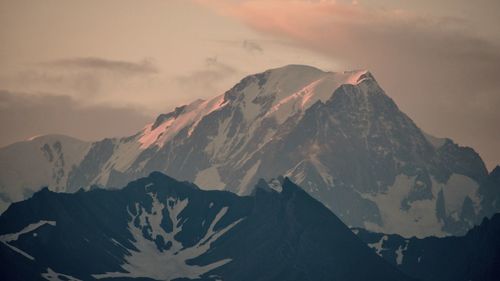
1 65 498 237
354 212 500 281
0 172 415 281
0 134 90 212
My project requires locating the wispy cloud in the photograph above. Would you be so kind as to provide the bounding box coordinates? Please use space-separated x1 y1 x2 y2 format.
242 40 263 53
200 0 500 169
0 56 167 108
177 57 238 96
41 57 159 75
0 90 151 146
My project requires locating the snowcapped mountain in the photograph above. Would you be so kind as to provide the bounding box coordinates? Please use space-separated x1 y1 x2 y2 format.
0 134 90 212
353 213 500 281
0 172 415 281
1 64 498 237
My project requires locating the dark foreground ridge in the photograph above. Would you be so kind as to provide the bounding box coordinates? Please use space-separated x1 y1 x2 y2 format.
0 172 414 281
354 213 500 281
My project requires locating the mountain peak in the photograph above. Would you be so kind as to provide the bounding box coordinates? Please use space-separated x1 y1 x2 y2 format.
489 165 500 180
261 65 373 88
281 177 304 195
342 69 374 84
264 65 373 84
266 64 326 76
141 65 377 149
219 65 379 126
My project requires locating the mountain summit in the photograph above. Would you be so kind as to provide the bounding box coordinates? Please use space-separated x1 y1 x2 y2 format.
1 65 498 237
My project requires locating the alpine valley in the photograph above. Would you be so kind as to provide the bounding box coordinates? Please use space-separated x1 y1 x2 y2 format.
1 65 499 238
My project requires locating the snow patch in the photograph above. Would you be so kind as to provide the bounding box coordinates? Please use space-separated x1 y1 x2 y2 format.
434 174 480 218
364 173 480 237
368 235 388 256
194 166 226 190
106 139 143 172
238 160 261 195
285 161 307 184
423 132 446 149
138 118 176 149
395 240 409 265
138 96 227 149
42 268 81 281
204 118 231 161
93 194 243 280
269 178 283 193
361 175 445 238
0 220 56 260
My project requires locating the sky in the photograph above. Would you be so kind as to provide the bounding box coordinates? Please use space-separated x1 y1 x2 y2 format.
0 0 499 170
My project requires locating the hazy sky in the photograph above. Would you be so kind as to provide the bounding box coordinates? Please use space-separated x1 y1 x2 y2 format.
0 0 499 170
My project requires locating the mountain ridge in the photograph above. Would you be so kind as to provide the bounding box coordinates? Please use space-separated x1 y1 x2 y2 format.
0 172 416 281
353 213 500 281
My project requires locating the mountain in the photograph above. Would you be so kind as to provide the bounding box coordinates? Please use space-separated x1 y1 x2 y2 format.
0 172 415 281
353 213 500 281
0 134 90 212
1 65 498 237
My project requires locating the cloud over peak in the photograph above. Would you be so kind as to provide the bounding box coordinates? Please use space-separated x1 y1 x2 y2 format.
200 0 500 169
42 57 159 75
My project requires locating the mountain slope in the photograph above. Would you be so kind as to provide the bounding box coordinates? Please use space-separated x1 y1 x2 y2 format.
0 65 497 237
0 172 415 281
354 212 500 281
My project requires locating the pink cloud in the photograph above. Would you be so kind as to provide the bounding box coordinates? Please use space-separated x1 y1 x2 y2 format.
199 0 450 68
199 0 500 170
